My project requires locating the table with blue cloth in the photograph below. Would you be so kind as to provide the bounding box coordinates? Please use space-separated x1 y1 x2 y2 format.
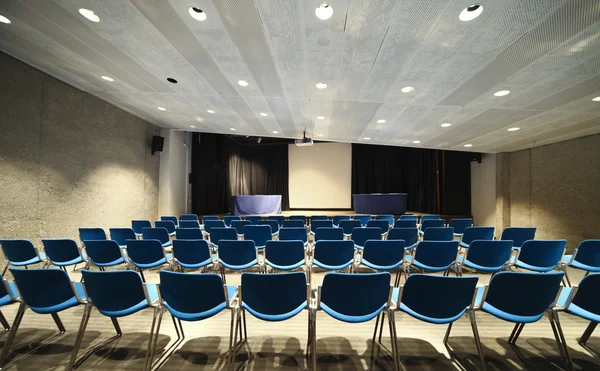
353 193 408 215
232 195 282 216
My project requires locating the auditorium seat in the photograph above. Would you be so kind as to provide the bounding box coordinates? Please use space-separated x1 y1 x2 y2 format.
501 227 536 250
243 225 272 249
448 218 473 237
339 220 362 238
265 240 306 272
310 219 333 236
559 240 600 286
142 227 172 247
109 228 137 248
283 219 305 228
510 240 566 273
160 215 179 228
361 240 405 286
181 214 199 221
376 215 395 227
456 240 513 275
154 220 177 237
422 227 454 241
399 215 418 222
175 227 204 240
406 240 458 275
202 215 220 222
78 227 107 242
204 220 226 237
224 215 240 227
332 215 351 227
419 215 441 225
0 239 47 275
419 219 445 235
179 220 201 229
83 240 128 270
0 273 18 331
131 220 152 237
209 227 237 248
279 227 308 246
172 239 213 270
288 215 307 226
353 215 373 226
218 240 260 283
366 220 390 237
258 219 280 237
459 226 495 248
387 227 419 250
126 239 173 282
267 215 286 227
394 219 417 228
311 240 355 272
352 227 382 250
314 227 344 242
245 215 263 225
42 239 87 270
230 220 251 236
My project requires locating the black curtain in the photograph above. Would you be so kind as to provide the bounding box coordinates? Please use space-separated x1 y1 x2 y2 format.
191 133 289 214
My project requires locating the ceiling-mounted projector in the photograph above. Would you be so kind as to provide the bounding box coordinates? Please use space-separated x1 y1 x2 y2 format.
295 131 313 147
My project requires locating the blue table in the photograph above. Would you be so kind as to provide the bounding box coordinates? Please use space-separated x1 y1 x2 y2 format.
353 193 408 215
232 195 282 216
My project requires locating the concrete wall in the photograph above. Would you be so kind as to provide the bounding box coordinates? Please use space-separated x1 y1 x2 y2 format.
158 129 189 218
471 153 496 228
0 52 160 257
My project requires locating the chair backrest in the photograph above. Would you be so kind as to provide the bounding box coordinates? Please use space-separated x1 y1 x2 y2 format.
159 271 227 317
310 215 328 223
366 220 389 234
423 227 455 241
387 228 419 248
352 227 382 248
339 220 362 235
127 239 166 265
42 239 80 264
421 219 445 231
175 228 204 240
573 240 600 268
375 215 395 226
132 220 152 235
332 215 351 226
311 220 333 232
142 227 170 245
265 240 305 269
258 220 279 235
570 273 600 316
204 220 226 234
448 218 473 235
202 215 221 223
181 214 199 221
209 227 237 247
401 275 478 322
315 227 344 242
283 220 304 228
362 240 405 268
245 216 263 225
279 227 308 244
78 228 107 242
161 216 179 227
413 241 459 270
82 240 123 265
109 228 137 247
420 215 441 224
172 239 211 265
243 225 272 248
155 220 176 234
241 272 307 320
231 220 252 235
0 239 38 263
501 227 536 248
484 271 563 318
320 273 390 322
394 220 417 228
10 268 78 312
353 215 373 226
517 240 566 271
82 270 148 314
313 240 355 269
179 220 201 229
267 215 286 227
218 240 257 268
464 240 513 271
461 227 495 245
224 216 241 227
399 215 418 221
288 215 307 225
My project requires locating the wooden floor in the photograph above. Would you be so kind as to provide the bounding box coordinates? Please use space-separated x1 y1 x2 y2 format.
0 266 597 371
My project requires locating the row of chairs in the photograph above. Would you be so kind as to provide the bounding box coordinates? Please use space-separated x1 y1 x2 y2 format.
0 268 598 370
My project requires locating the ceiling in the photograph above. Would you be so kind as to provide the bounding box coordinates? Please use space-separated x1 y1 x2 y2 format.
1 0 599 153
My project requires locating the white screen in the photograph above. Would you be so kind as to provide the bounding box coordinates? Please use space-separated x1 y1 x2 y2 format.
288 143 352 209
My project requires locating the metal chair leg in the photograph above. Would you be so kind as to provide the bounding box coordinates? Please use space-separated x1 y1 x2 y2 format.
580 322 597 345
66 304 92 371
0 302 27 367
1 265 8 276
552 311 573 370
111 317 122 336
227 308 236 370
148 307 165 370
378 310 386 344
0 310 10 331
242 308 248 341
312 310 317 371
230 308 241 369
139 269 146 283
562 266 572 287
509 323 524 344
372 312 381 343
143 306 160 371
51 312 66 333
443 322 453 345
387 310 399 371
468 311 487 371
178 318 185 339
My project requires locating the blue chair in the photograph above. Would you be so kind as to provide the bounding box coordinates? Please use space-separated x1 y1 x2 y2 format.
224 215 241 227
310 215 328 222
109 228 137 248
78 228 107 242
155 271 237 366
204 220 226 236
155 220 177 237
243 225 272 249
127 240 173 282
313 272 396 370
367 220 390 237
202 215 220 223
376 215 395 227
161 216 179 227
354 215 373 226
218 240 259 283
265 241 306 272
42 239 87 270
339 220 362 237
456 240 513 275
420 215 441 224
388 228 419 250
175 227 204 240
460 226 495 248
132 220 152 237
68 270 161 371
332 215 351 227
448 218 473 237
288 215 307 226
181 214 199 221
0 274 19 330
399 215 418 221
231 220 252 236
362 240 405 286
560 240 600 286
312 240 355 272
0 269 86 368
475 271 568 369
0 239 47 275
245 216 263 225
258 220 280 237
172 239 213 270
511 240 566 273
279 227 308 246
394 220 416 228
83 240 128 270
209 227 237 248
423 227 455 241
393 275 483 368
142 227 171 247
501 227 536 249
419 219 445 235
179 220 200 229
314 227 344 242
267 215 286 227
352 227 382 250
283 219 305 228
408 241 459 275
310 219 333 235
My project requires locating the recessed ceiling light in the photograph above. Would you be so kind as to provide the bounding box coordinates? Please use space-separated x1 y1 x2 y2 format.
401 86 415 93
441 123 452 128
79 8 100 23
317 134 324 137
238 80 249 87
230 128 237 131
494 90 510 97
189 7 207 21
260 113 268 117
157 107 166 111
413 140 421 144
507 127 520 132
459 4 483 21
207 109 215 114
593 96 600 102
377 119 386 124
196 117 203 122
315 4 333 20
464 144 473 148
0 14 11 24
272 131 279 134
101 76 114 82
167 77 178 84
316 82 327 90
316 116 325 120
363 137 371 140
190 125 196 128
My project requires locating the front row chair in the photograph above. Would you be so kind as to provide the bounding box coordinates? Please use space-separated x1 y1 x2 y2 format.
172 239 213 271
559 240 600 286
0 239 47 275
456 240 513 275
127 240 173 282
42 239 87 270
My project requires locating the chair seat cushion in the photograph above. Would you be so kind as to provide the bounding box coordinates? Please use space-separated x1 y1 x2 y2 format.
30 282 85 314
51 255 84 267
266 260 305 271
313 259 353 271
562 255 600 272
361 259 402 271
221 259 257 271
177 257 212 269
133 254 173 269
11 251 46 266
244 301 306 322
320 302 386 323
165 288 235 322
97 284 158 317
400 302 467 324
459 255 504 272
480 301 545 323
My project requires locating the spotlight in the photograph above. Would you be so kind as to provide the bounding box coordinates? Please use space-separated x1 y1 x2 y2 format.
257 138 262 143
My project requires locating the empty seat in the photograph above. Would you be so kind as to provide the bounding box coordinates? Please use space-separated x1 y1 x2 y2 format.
209 227 238 248
83 240 128 269
422 227 454 241
204 220 226 236
560 240 600 286
456 240 513 275
310 219 333 235
399 215 418 221
419 215 441 224
243 225 272 249
501 227 536 249
109 228 137 248
181 214 199 221
265 240 306 271
245 216 263 225
288 215 307 226
314 227 344 242
312 240 355 272
332 215 351 227
279 227 308 246
375 215 395 227
352 227 382 250
224 215 241 227
339 220 362 237
132 220 152 237
353 215 373 226
160 216 179 227
283 219 305 228
179 220 201 229
460 226 495 248
175 228 204 240
394 220 416 228
218 240 259 282
448 218 473 237
230 220 252 236
366 220 390 237
388 228 419 250
155 220 177 237
362 240 405 286
78 228 107 242
126 240 173 282
258 220 280 236
511 240 566 273
42 239 86 269
407 240 459 274
142 227 171 247
267 215 286 227
419 219 445 235
0 239 47 275
172 239 213 270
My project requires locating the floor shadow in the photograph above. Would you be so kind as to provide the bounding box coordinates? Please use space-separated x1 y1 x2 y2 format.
234 336 306 370
156 336 225 370
314 336 396 371
395 337 456 371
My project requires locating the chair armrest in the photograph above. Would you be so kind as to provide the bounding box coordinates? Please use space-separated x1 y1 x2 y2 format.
143 283 160 306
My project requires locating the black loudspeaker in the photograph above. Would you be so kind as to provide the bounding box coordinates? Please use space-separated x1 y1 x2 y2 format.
151 135 164 155
470 153 482 163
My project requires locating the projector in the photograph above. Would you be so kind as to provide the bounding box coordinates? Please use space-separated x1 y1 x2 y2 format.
295 137 313 147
